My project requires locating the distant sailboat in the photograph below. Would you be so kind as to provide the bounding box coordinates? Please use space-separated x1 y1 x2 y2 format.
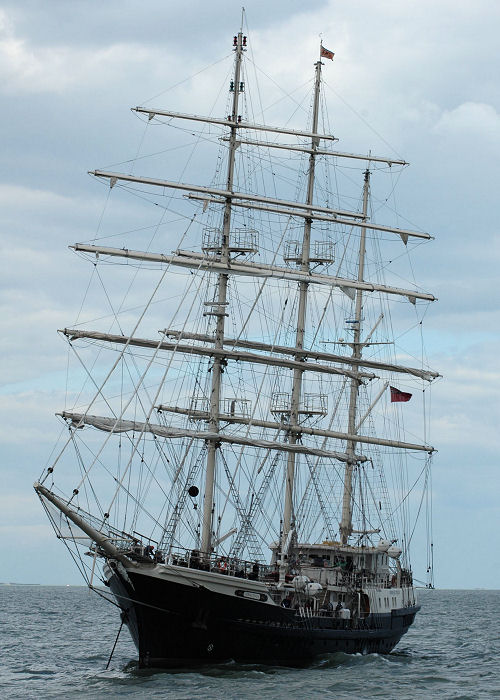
35 27 437 667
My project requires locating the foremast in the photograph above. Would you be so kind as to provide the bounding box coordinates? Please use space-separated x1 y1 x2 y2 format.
200 31 245 557
281 55 323 563
340 169 370 544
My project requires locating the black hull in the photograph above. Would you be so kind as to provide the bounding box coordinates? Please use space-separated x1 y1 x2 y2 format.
108 568 419 668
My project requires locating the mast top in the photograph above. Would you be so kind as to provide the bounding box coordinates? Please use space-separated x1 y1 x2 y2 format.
233 31 247 50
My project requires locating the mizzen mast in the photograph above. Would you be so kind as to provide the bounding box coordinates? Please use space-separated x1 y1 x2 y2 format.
340 168 370 544
200 31 246 557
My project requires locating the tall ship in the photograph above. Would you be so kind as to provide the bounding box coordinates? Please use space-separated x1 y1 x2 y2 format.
35 28 438 667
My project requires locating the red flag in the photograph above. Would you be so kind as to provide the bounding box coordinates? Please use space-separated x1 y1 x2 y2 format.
320 46 335 60
390 386 412 403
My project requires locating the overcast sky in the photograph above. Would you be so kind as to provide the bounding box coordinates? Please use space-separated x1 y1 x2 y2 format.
1 0 499 589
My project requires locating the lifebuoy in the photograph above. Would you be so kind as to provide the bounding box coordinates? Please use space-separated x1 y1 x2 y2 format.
218 559 228 573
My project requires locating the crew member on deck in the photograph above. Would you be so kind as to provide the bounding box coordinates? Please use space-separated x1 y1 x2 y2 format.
217 556 228 574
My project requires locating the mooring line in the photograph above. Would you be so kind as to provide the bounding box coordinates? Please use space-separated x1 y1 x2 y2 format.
106 611 128 670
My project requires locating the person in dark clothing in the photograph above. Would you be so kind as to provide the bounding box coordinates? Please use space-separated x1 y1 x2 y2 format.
249 561 260 580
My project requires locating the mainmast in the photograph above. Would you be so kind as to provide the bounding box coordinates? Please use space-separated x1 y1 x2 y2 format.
281 56 323 554
340 168 370 543
200 32 245 556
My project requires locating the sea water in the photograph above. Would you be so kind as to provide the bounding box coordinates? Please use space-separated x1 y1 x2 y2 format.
2 586 499 699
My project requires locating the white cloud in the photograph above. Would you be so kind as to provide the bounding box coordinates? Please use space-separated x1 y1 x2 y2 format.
0 183 72 209
433 101 500 141
0 391 65 445
429 346 500 448
0 8 170 95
